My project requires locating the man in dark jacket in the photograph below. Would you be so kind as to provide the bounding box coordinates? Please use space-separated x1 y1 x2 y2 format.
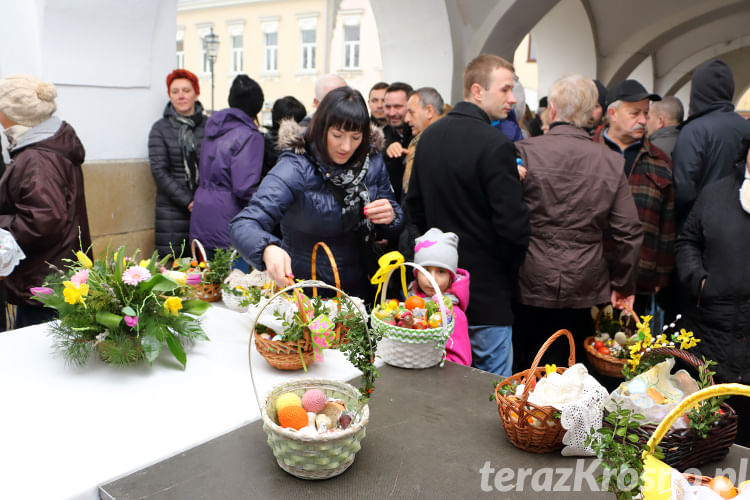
0 75 91 328
383 82 413 201
647 96 683 158
406 54 530 376
672 59 750 227
596 79 675 314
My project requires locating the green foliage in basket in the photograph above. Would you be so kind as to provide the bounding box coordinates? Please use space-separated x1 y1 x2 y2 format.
585 404 662 500
221 283 263 307
202 247 236 285
31 246 210 368
336 300 381 402
687 359 729 439
272 295 329 342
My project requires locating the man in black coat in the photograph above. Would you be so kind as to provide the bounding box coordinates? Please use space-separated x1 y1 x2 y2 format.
672 59 750 227
382 82 413 201
405 54 530 376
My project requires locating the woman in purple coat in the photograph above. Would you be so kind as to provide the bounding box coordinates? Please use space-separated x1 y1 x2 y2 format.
189 75 264 266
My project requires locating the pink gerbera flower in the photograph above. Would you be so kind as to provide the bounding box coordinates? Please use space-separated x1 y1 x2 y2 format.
122 266 151 285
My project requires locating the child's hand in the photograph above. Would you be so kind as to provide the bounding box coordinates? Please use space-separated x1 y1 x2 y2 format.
364 199 395 225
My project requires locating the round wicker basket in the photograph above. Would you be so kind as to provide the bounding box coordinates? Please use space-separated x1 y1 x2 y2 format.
371 260 453 369
583 336 627 378
495 329 575 453
189 239 222 302
249 280 373 480
260 378 369 479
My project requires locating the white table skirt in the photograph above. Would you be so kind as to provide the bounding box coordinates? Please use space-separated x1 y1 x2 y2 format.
0 305 371 500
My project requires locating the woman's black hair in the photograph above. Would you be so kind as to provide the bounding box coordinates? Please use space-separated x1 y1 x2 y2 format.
306 86 371 167
271 96 307 130
736 132 750 184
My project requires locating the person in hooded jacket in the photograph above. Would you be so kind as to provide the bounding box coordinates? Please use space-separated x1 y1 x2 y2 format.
148 69 206 257
189 75 264 266
0 75 91 328
675 133 750 445
230 86 404 300
672 59 750 227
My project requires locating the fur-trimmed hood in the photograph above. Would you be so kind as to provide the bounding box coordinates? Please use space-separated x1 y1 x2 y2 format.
276 118 385 155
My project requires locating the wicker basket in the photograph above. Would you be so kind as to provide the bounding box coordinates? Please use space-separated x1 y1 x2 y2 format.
310 242 347 347
621 347 738 470
641 384 750 499
189 239 222 302
249 281 373 480
583 336 627 378
222 290 250 312
495 329 575 453
371 260 453 369
254 329 315 371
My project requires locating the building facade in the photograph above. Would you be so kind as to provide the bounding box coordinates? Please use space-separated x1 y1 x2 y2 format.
177 0 383 123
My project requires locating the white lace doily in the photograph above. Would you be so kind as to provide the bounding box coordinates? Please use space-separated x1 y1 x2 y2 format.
520 363 607 456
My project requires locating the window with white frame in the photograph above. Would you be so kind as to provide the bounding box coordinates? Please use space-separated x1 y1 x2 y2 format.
264 32 278 72
300 29 316 70
343 24 360 69
231 33 243 73
176 30 185 69
261 19 279 73
297 16 317 71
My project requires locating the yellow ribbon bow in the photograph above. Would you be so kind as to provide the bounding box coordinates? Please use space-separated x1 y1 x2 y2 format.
370 251 408 308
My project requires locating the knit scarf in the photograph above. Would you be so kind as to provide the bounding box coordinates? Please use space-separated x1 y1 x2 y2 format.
169 114 200 192
307 148 373 236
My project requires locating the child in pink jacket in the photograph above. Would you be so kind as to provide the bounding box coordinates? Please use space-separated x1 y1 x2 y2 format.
408 228 472 366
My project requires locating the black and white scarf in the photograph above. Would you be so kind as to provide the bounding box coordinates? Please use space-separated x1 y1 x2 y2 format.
169 114 200 192
308 149 373 236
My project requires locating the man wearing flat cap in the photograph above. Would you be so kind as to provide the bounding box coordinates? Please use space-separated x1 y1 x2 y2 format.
595 79 675 315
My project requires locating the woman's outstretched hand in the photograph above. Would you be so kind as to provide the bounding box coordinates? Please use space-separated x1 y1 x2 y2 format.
364 199 395 225
263 244 294 288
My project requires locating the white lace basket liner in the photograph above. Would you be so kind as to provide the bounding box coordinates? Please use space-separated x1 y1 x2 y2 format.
248 280 372 480
222 269 272 313
371 261 453 369
522 363 608 456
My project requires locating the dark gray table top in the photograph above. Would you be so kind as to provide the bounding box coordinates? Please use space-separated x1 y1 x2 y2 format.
100 363 749 499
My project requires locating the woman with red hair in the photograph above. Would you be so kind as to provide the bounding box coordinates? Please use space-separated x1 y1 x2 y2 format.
148 69 206 257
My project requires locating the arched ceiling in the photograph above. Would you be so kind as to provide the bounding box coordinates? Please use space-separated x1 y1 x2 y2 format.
372 0 750 103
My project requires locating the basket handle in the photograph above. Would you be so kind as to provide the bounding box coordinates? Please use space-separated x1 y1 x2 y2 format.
644 383 750 456
377 260 453 365
247 280 373 412
191 239 208 263
519 329 576 401
639 347 714 385
310 241 341 299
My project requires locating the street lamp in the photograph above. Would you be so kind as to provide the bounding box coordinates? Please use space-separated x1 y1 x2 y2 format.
202 27 220 113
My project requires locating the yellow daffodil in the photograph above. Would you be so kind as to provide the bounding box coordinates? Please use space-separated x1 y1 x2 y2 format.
139 259 150 268
545 364 557 375
199 261 207 269
76 251 93 269
163 296 182 316
63 281 89 306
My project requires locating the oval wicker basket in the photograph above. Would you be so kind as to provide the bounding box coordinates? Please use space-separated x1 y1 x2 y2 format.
619 347 738 470
371 260 453 369
583 336 627 378
495 329 575 453
249 280 373 480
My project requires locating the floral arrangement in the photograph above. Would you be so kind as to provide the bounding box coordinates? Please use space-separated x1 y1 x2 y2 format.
32 247 210 368
621 313 700 376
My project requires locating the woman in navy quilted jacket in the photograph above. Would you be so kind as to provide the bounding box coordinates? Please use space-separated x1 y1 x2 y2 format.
230 86 403 300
